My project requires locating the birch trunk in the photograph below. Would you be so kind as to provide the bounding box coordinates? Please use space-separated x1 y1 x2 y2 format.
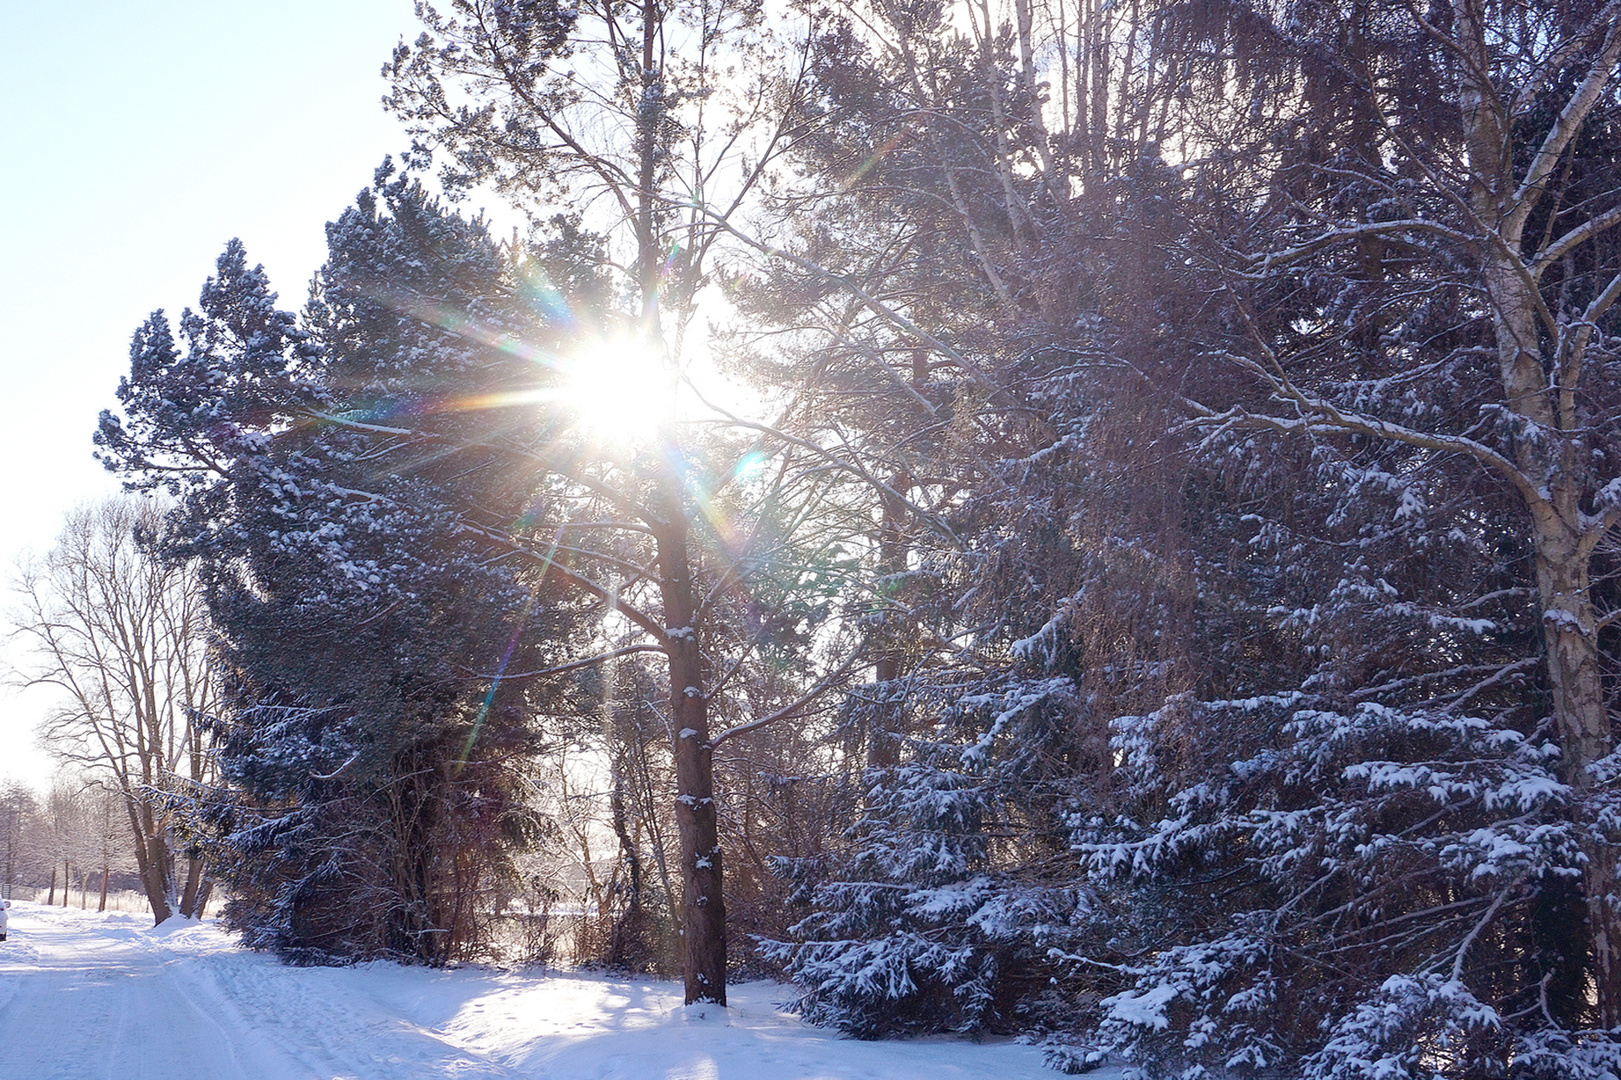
1455 0 1621 1023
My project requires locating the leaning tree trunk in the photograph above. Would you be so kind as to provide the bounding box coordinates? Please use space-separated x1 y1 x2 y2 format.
142 833 174 923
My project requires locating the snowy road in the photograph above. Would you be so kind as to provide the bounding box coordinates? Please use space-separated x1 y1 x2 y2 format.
0 904 509 1079
0 909 259 1079
0 903 1095 1080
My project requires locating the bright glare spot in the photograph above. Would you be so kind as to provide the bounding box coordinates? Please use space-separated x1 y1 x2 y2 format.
558 334 673 446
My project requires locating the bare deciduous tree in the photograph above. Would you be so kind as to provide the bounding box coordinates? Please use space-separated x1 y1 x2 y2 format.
12 498 216 924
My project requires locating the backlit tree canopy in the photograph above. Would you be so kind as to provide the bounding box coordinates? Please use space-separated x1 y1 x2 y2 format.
94 0 1621 1073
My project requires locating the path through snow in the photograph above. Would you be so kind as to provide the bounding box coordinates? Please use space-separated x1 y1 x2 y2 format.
0 902 1101 1080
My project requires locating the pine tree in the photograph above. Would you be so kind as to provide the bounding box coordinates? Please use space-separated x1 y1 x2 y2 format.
99 172 576 963
383 0 875 1002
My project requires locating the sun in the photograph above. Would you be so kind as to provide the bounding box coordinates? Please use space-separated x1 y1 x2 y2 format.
556 333 675 447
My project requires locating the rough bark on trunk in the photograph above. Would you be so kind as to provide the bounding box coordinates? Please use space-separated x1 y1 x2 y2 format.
194 878 213 918
1482 249 1619 1019
656 508 727 1005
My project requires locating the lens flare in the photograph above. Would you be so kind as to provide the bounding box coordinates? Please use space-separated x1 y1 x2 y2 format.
557 334 673 446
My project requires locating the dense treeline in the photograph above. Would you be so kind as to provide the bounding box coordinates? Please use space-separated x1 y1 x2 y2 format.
91 0 1620 1074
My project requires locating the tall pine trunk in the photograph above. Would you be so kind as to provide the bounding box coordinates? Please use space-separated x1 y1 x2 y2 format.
656 506 727 1004
631 0 727 1000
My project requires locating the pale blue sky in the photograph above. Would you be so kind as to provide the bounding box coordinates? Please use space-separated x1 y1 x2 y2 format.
0 0 429 787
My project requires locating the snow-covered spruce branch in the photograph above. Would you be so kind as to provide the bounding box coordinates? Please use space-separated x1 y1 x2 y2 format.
1191 278 1553 507
283 465 669 645
254 472 667 626
1439 658 1546 717
1183 389 1545 512
1347 658 1538 705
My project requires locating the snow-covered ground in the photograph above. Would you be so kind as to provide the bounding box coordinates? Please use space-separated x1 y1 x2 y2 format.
0 901 1105 1080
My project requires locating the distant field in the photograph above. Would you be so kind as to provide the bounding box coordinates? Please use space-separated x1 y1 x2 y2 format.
5 886 216 917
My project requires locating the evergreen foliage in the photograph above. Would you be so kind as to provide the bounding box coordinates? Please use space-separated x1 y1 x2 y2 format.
90 0 1621 1071
753 0 1621 1075
99 171 582 964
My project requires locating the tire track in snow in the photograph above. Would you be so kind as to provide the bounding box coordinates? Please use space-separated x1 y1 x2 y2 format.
0 906 250 1080
162 939 517 1079
0 905 514 1080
